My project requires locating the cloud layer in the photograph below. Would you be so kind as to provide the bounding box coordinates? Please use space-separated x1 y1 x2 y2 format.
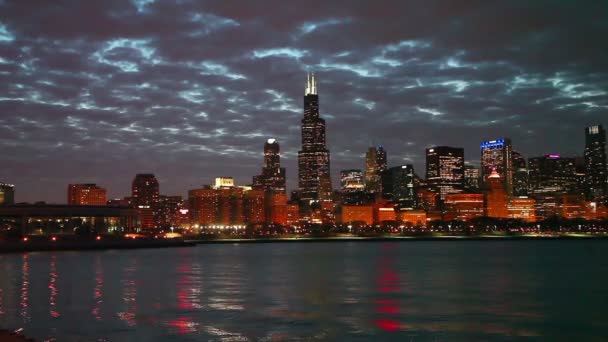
1 0 607 202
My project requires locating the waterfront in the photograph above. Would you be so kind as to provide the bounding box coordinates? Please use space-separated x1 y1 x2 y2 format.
0 241 607 341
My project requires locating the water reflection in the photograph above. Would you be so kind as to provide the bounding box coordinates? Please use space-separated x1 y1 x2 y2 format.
20 254 30 323
375 243 402 332
48 255 60 318
92 255 103 321
117 258 137 326
167 253 204 335
0 243 605 341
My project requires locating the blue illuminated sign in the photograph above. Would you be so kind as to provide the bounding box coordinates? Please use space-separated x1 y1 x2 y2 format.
480 139 505 149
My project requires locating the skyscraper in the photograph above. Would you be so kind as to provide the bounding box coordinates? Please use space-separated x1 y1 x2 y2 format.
132 174 159 229
132 174 159 206
388 165 416 210
528 154 578 195
464 164 481 191
298 73 332 203
365 146 387 193
481 138 513 196
253 138 286 193
426 146 465 200
584 125 607 202
67 184 107 205
512 150 529 197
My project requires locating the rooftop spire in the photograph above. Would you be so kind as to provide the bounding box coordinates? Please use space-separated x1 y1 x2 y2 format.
305 72 317 95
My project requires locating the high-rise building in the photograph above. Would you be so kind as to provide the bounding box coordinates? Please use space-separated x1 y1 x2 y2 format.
385 165 416 210
485 169 508 218
253 139 286 193
426 146 465 200
340 169 364 192
481 138 513 196
584 125 607 202
464 164 481 192
132 174 159 207
528 154 578 195
512 150 529 197
298 73 332 203
0 182 15 205
188 184 245 226
132 174 160 230
156 195 183 228
189 186 218 225
365 146 387 193
245 189 266 225
67 184 107 205
266 191 287 225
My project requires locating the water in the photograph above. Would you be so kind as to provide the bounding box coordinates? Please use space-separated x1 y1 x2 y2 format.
0 241 607 341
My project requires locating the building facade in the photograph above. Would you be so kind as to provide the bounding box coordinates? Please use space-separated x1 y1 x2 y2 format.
426 146 465 200
481 138 513 196
528 154 578 195
584 125 607 202
298 73 332 203
67 184 107 205
253 139 286 193
365 146 387 193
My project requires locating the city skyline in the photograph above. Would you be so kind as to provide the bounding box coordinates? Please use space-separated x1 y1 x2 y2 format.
0 1 607 202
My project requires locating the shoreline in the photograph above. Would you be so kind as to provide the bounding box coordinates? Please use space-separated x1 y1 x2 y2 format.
187 234 608 244
0 239 195 254
1 234 606 253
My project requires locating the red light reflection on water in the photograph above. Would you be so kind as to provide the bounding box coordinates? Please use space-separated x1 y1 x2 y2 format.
20 254 30 323
49 255 60 318
167 317 198 334
92 256 104 321
374 243 404 332
176 263 194 311
118 258 137 327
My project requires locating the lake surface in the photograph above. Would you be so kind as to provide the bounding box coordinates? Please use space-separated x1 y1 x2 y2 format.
1 241 607 341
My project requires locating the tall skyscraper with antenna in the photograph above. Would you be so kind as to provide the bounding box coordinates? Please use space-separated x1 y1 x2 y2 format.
298 73 332 203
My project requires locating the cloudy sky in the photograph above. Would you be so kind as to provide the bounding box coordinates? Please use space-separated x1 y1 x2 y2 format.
0 0 607 203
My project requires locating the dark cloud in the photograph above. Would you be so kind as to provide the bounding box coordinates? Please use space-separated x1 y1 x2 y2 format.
0 0 606 202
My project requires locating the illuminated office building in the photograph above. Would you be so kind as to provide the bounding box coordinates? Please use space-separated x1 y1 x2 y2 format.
188 185 244 226
481 138 513 196
0 182 15 205
485 170 508 218
464 164 480 192
67 184 107 206
512 150 529 196
426 146 465 200
528 154 578 195
155 195 183 228
253 139 286 193
298 73 332 202
132 174 159 229
381 165 416 209
245 189 266 225
365 146 387 193
584 125 607 201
